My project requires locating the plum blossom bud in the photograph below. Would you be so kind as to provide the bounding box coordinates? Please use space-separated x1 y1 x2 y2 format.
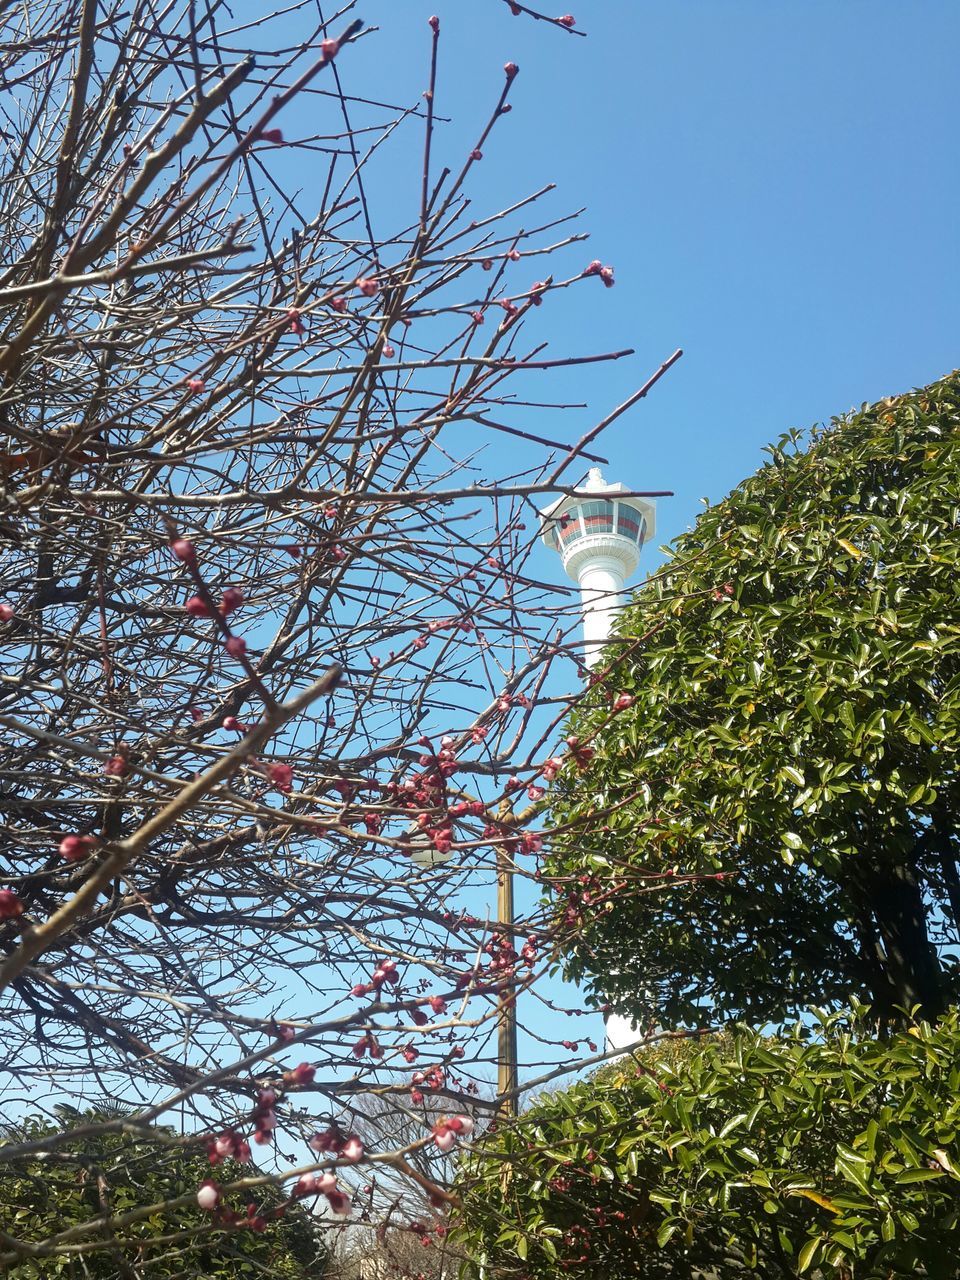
0 889 24 919
600 265 615 287
284 1062 315 1086
340 1134 364 1163
295 1173 319 1197
105 754 128 777
185 596 211 618
197 1181 221 1211
327 1190 352 1216
356 276 379 297
447 1115 474 1136
185 378 205 394
220 586 244 614
59 834 97 862
432 1124 456 1153
225 635 247 659
170 538 196 564
268 763 294 793
428 14 439 32
613 693 634 712
0 602 13 621
321 37 339 59
309 1128 339 1153
558 14 576 26
428 995 447 1015
504 61 519 80
330 296 347 313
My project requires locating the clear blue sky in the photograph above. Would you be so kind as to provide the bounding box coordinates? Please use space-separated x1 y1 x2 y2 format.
263 0 960 1078
325 0 959 563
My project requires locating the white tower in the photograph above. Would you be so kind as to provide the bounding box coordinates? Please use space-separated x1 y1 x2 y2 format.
540 467 656 1053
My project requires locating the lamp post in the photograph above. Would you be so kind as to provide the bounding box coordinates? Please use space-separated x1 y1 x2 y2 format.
540 467 657 1052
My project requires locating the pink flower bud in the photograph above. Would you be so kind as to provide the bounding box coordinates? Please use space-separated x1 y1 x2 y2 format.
185 595 211 618
220 586 244 614
600 265 615 287
433 1127 456 1153
327 1190 351 1216
0 889 24 919
470 149 483 161
268 763 294 793
222 716 243 732
507 249 520 261
428 995 447 1015
428 14 439 32
309 1128 339 1153
0 603 14 622
260 128 284 144
558 14 576 26
382 344 395 358
225 635 247 659
613 693 634 712
284 1061 315 1086
321 37 339 59
340 1135 363 1163
171 537 196 564
104 754 128 777
330 296 347 313
504 61 519 80
185 378 205 394
197 1181 221 1211
356 276 379 297
59 834 97 862
584 260 602 276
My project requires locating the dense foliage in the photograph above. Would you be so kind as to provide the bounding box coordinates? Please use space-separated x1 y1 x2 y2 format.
0 1111 328 1278
453 1008 960 1279
547 371 960 1026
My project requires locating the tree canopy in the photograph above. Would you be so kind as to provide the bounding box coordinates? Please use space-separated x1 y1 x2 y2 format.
546 371 960 1027
453 1008 960 1279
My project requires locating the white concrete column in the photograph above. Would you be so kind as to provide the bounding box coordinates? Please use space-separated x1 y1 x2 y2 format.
577 558 626 670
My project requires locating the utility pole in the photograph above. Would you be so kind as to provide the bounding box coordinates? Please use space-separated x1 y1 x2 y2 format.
496 837 518 1118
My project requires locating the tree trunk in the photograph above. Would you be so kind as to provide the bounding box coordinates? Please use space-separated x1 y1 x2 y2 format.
864 862 944 1022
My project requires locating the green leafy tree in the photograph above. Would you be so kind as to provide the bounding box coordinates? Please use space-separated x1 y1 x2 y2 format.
0 1109 329 1278
452 1009 960 1279
547 371 960 1027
